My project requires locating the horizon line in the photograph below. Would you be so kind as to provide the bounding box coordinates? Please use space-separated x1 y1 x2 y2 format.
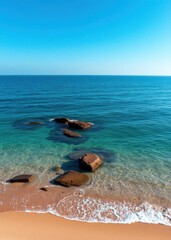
0 74 171 77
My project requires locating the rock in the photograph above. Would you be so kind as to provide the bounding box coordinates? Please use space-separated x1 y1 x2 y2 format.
68 148 115 163
54 118 70 124
51 165 64 174
55 171 89 187
63 129 81 138
68 121 92 130
40 187 48 192
7 174 34 183
13 119 44 131
28 122 42 125
79 153 102 172
48 128 87 145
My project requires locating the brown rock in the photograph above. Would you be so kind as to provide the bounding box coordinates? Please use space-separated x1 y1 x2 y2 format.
68 121 92 130
55 171 89 187
7 174 34 183
39 187 48 192
63 129 81 138
79 153 102 172
54 118 70 124
68 148 115 163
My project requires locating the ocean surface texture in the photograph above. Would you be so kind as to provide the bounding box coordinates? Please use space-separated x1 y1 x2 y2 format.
0 76 171 225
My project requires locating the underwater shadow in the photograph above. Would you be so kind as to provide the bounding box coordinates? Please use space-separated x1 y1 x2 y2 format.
66 147 116 163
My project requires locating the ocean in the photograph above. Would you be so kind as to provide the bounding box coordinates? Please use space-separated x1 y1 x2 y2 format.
0 75 171 225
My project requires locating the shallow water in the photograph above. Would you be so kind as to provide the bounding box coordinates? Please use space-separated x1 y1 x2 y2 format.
0 75 171 225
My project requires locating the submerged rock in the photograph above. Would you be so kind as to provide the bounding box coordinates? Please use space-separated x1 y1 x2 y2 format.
51 165 64 174
63 129 81 138
28 121 42 125
13 118 46 131
48 128 88 145
68 121 92 130
67 148 115 163
54 118 70 124
79 153 102 172
7 174 34 183
55 171 89 187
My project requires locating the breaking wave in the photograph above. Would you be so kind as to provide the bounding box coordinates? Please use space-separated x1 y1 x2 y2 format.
24 191 171 226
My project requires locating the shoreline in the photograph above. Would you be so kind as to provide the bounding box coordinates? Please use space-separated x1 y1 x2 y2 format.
0 184 171 226
0 211 170 240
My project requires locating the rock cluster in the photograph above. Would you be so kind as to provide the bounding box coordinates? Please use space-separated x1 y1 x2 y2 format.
53 117 92 140
52 117 103 186
53 151 103 187
8 116 105 189
54 117 92 129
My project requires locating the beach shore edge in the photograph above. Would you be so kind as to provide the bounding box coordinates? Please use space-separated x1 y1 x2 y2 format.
0 211 170 240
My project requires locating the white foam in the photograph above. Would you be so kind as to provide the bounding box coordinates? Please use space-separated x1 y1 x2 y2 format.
48 118 94 126
49 118 55 122
20 196 171 226
88 122 94 125
68 119 77 122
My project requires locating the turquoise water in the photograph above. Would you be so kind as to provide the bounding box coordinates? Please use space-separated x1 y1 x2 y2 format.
0 75 171 225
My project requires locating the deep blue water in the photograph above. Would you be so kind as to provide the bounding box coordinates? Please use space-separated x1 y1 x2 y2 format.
0 75 171 224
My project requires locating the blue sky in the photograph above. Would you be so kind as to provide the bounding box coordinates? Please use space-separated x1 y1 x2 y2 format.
0 0 171 75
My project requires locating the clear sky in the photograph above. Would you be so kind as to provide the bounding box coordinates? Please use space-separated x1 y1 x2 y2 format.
0 0 171 75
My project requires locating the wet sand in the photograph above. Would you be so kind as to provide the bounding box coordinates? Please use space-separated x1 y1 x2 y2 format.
0 212 170 240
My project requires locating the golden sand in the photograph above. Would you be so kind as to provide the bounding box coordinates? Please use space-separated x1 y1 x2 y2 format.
0 212 170 240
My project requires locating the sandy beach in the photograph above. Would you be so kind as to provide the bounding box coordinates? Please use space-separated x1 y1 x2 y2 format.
0 212 170 240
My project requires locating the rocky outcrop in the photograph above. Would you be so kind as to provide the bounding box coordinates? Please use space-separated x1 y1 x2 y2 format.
54 118 92 130
63 129 81 138
54 118 70 124
7 174 34 183
55 171 89 187
79 153 102 172
68 121 92 130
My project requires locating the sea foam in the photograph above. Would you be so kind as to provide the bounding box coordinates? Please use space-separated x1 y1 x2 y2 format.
23 194 171 226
